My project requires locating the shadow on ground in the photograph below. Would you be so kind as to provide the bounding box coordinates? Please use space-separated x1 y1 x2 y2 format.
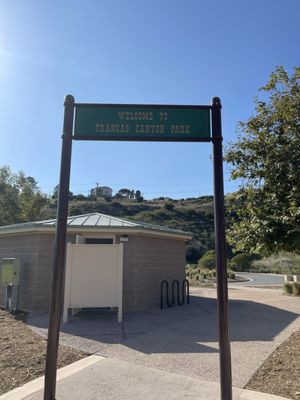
27 294 299 355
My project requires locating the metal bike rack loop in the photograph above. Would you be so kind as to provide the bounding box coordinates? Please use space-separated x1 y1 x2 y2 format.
161 279 189 309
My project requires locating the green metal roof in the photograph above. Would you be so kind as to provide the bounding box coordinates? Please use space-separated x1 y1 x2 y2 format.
0 213 192 238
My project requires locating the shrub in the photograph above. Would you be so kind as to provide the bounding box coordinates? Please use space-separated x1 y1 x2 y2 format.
292 282 300 296
284 283 293 294
291 266 300 275
164 203 175 211
252 253 300 274
198 250 216 270
111 200 123 208
204 250 216 257
227 272 235 280
73 194 87 201
230 253 252 272
69 206 84 216
186 246 202 264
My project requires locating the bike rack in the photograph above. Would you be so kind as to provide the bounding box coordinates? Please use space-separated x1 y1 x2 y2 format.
160 279 189 309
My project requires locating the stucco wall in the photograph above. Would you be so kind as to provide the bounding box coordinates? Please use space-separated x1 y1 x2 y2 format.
119 235 186 311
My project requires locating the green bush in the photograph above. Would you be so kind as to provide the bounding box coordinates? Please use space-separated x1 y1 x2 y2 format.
186 246 202 264
204 250 216 257
164 202 175 211
291 266 300 275
198 250 216 270
230 253 252 272
227 272 235 280
284 283 293 294
292 282 300 296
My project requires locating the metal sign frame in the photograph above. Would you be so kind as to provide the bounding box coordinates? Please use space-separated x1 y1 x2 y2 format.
43 95 232 400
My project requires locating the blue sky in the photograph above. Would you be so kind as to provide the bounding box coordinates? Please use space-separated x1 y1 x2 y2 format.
0 0 299 199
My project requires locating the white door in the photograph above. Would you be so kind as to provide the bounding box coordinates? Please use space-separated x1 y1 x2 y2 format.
63 243 123 322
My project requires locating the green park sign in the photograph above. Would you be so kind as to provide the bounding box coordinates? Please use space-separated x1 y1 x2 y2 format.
74 104 211 141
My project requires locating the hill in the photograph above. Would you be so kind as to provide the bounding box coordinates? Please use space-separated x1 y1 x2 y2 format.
42 195 216 263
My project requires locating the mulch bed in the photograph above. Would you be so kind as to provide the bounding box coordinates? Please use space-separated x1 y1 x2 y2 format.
246 329 300 399
0 309 88 396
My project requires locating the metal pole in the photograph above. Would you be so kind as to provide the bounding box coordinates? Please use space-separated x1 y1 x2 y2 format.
44 95 74 400
211 97 232 400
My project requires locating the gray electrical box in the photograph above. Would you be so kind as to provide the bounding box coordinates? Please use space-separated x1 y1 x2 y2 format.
1 258 21 286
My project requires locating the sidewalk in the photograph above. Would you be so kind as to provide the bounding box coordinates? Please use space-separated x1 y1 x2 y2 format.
0 355 290 400
2 287 299 400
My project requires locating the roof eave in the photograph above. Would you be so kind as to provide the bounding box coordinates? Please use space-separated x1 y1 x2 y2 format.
0 225 192 241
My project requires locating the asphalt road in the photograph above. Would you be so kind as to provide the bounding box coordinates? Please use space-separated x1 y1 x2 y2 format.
232 272 285 286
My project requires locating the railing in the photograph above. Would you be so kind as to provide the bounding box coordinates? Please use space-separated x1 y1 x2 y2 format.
160 279 189 309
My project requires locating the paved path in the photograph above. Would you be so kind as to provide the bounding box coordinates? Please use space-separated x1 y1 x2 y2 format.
2 356 289 400
231 272 285 286
3 286 300 400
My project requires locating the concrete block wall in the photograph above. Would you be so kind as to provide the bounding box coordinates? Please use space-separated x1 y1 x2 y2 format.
33 234 54 310
33 233 76 311
120 235 186 311
0 234 40 310
1 231 186 313
0 233 76 312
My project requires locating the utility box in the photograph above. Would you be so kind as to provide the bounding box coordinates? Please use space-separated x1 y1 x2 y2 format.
1 258 21 286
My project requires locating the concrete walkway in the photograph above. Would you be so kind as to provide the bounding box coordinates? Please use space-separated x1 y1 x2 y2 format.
2 286 299 400
1 356 290 400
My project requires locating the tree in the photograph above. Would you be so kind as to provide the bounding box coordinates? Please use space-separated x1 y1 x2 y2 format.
135 190 142 199
17 173 48 222
225 66 300 254
0 166 21 225
52 184 73 200
52 184 59 199
0 166 48 225
116 188 133 199
134 190 144 202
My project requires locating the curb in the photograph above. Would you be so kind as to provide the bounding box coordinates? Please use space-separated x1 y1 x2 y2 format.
239 389 290 400
0 355 104 400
